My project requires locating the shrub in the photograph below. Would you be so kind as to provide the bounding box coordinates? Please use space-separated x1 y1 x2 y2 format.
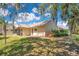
52 29 69 37
72 34 79 41
0 33 2 35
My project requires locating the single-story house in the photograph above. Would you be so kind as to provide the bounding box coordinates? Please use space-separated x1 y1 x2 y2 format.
0 24 13 35
15 19 58 37
0 25 3 35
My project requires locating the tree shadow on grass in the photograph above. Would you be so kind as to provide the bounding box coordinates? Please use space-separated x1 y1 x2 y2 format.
0 37 38 56
0 36 9 40
0 37 57 56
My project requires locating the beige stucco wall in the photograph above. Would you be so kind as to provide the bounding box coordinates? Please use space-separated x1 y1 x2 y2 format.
0 25 13 35
22 28 31 36
17 26 46 37
31 26 45 37
45 20 58 32
6 30 13 35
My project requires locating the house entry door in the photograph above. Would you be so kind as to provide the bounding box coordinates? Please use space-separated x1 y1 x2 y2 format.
31 28 38 36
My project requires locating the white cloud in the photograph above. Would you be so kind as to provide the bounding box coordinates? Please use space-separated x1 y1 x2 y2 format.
16 12 40 23
0 8 9 16
57 21 68 29
27 13 35 21
32 7 38 13
44 13 51 17
35 16 40 20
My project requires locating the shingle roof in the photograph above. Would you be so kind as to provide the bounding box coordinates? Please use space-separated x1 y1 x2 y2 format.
15 19 52 28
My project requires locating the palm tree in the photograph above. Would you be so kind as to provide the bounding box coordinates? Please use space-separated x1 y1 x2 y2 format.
0 3 8 44
61 4 79 34
38 4 46 16
0 16 4 34
10 3 21 34
49 4 58 25
0 16 8 44
39 3 59 25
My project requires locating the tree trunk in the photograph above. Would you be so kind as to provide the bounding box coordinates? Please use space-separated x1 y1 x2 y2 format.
3 23 7 44
12 11 18 34
13 20 15 34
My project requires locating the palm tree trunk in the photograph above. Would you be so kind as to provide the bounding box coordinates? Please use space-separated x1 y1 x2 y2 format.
12 11 18 34
3 22 7 44
12 19 15 33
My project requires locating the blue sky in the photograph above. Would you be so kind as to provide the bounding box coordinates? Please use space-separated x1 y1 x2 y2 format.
0 3 68 29
3 3 51 23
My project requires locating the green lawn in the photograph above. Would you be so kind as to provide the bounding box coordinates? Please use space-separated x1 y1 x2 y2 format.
0 35 24 48
72 34 79 41
0 35 56 56
0 35 79 56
